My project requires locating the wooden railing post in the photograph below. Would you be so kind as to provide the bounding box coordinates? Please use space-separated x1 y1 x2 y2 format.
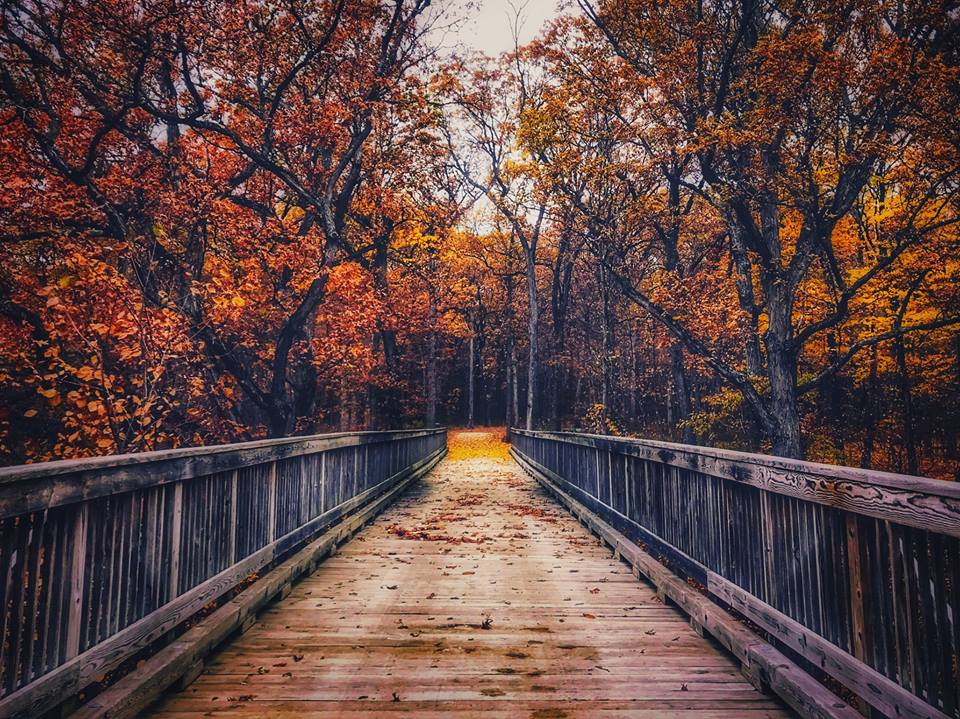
168 483 183 601
266 462 277 543
320 452 327 515
228 470 238 565
65 504 88 660
759 492 776 605
845 514 869 715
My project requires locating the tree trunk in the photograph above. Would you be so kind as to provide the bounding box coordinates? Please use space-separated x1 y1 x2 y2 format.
505 349 513 428
545 364 559 430
825 332 846 459
468 331 475 428
338 378 350 432
504 276 516 429
371 240 398 424
953 336 960 480
267 234 338 438
669 344 694 443
599 263 614 430
628 323 637 424
657 182 695 444
894 335 918 475
892 275 926 475
426 290 438 428
549 243 573 431
860 345 879 469
727 219 764 449
763 280 803 459
525 248 538 430
511 341 519 429
765 354 802 458
727 220 764 375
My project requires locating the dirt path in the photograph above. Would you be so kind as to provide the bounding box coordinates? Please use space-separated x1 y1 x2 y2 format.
147 429 791 718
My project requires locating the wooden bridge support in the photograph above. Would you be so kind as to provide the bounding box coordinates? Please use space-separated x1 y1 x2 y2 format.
512 447 857 719
2 427 957 719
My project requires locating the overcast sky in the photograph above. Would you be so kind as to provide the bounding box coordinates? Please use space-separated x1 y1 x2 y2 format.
437 0 565 56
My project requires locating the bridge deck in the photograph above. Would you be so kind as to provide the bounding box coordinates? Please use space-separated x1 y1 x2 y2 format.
147 430 791 718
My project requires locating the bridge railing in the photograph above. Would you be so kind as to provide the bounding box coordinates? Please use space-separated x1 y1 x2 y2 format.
511 429 959 719
0 428 446 718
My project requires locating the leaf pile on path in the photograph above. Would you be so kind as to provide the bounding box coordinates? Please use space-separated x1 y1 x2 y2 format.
454 492 485 507
386 524 488 544
446 429 511 461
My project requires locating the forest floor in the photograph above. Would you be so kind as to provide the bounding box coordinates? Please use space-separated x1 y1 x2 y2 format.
147 429 791 718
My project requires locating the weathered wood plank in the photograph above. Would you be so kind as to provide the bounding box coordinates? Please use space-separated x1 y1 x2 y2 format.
707 572 949 719
0 429 442 517
70 447 443 719
512 447 857 719
65 505 87 661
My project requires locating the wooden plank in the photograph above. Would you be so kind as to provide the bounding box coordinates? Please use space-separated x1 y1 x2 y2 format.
65 505 87 661
513 442 953 719
707 573 950 719
266 463 277 544
141 430 787 719
518 426 960 714
227 471 238 565
844 514 868 716
168 484 183 601
0 442 447 719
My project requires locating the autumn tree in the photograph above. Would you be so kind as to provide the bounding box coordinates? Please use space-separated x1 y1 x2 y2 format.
2 0 958 477
438 46 553 430
0 0 443 458
569 0 960 457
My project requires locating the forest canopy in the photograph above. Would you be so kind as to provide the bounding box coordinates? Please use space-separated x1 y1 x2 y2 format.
1 0 958 477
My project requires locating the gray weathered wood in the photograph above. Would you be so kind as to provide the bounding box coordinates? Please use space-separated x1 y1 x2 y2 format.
168 484 183 600
0 429 441 517
64 505 87 661
69 447 443 719
511 434 957 719
707 572 948 719
511 429 960 537
141 431 791 719
0 429 446 719
512 447 860 719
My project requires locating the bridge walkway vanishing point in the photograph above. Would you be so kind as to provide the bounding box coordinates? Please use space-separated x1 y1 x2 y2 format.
145 429 792 718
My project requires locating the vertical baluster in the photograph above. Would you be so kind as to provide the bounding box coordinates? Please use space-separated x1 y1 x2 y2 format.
228 470 238 565
65 505 87 660
267 463 277 543
168 484 183 602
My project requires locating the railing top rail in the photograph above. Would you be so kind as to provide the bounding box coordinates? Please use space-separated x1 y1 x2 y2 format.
0 427 446 518
512 429 959 496
512 429 960 536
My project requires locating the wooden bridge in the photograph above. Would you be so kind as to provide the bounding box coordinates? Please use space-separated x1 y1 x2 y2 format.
0 429 957 718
